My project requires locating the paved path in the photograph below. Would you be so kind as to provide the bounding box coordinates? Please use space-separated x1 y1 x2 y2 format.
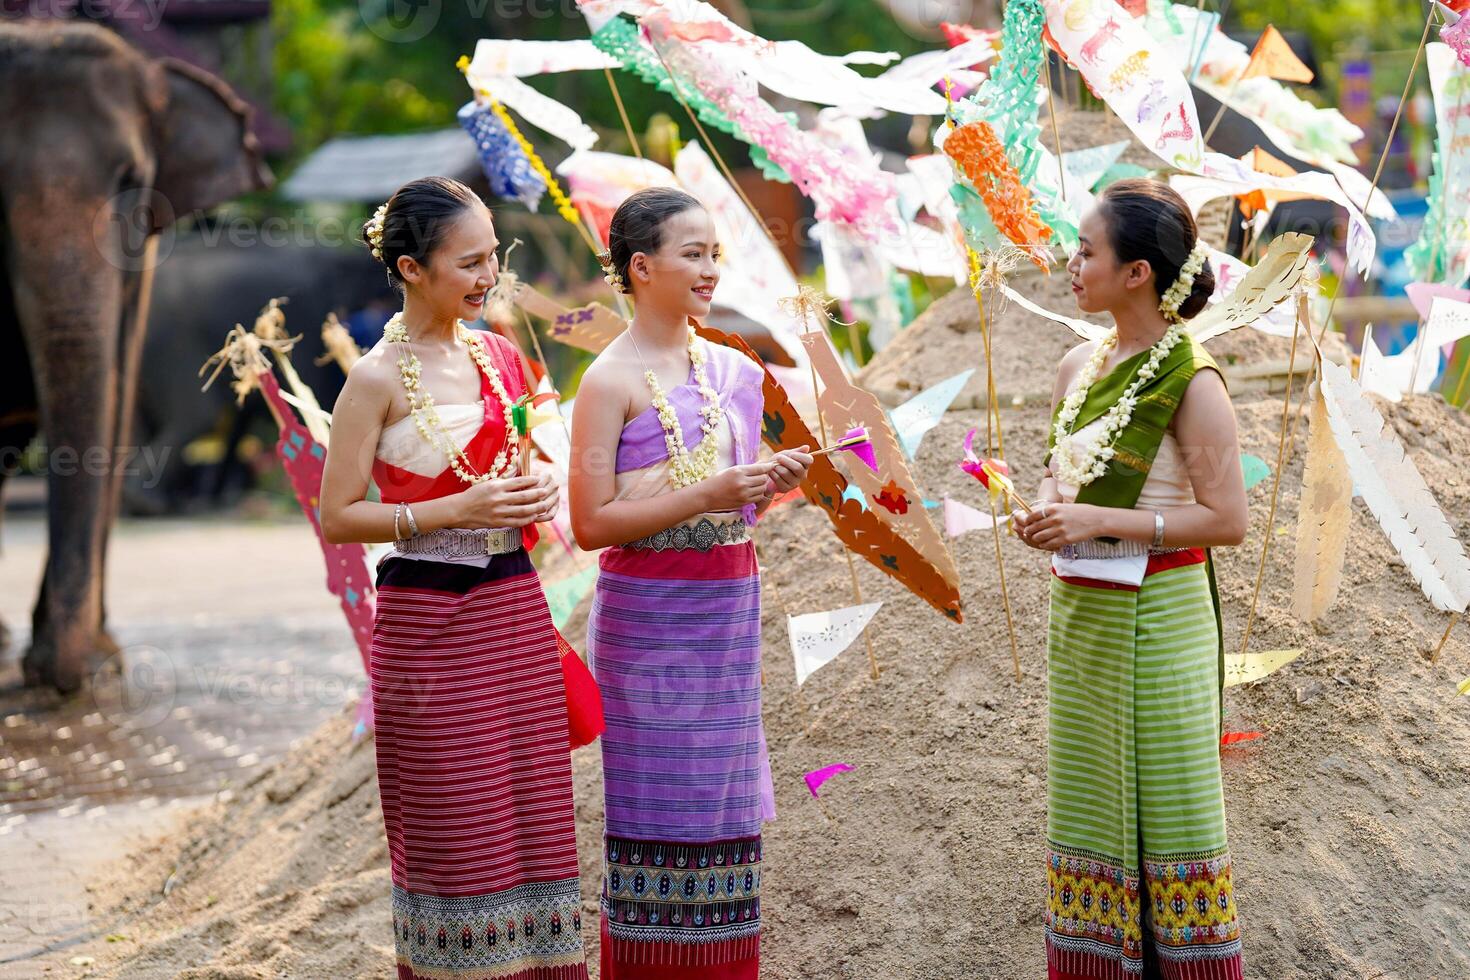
0 510 372 973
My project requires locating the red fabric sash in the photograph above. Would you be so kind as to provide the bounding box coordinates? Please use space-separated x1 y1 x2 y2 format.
372 331 539 551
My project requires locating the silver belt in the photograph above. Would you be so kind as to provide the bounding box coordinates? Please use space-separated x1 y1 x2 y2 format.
395 526 523 559
1058 538 1191 560
625 516 749 553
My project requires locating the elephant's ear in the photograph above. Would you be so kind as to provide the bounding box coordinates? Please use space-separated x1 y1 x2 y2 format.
148 58 273 231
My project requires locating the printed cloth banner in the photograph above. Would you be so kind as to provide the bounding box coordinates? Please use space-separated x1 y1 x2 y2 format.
890 370 975 458
789 602 883 685
1041 0 1204 171
466 37 620 76
1045 0 1387 274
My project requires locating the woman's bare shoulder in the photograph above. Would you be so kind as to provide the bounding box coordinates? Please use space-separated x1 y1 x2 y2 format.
338 343 398 407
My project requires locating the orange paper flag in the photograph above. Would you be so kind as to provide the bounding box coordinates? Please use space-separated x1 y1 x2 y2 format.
1237 146 1310 217
1242 26 1314 84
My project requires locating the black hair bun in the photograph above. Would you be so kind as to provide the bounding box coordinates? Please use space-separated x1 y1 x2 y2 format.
1178 258 1216 321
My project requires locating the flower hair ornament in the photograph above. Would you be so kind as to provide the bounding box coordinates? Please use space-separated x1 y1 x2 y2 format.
597 250 626 293
1158 241 1210 323
365 203 388 261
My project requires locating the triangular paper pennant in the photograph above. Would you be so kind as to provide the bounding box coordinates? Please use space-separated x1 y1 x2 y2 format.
544 565 599 631
1242 26 1313 84
1061 141 1131 193
789 602 883 686
1244 145 1298 178
943 496 1009 538
889 369 974 458
1405 282 1470 321
1223 648 1302 687
1240 453 1271 491
804 763 854 798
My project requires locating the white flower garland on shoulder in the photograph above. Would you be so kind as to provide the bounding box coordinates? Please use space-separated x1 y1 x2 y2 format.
1051 242 1207 488
382 312 520 483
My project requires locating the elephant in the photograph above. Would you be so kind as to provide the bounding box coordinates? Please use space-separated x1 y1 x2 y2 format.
0 22 273 692
129 231 398 513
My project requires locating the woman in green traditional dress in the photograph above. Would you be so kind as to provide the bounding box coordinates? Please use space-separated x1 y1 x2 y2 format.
1012 178 1248 980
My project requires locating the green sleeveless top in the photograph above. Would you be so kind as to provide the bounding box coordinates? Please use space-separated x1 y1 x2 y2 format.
1046 331 1223 514
1046 329 1228 734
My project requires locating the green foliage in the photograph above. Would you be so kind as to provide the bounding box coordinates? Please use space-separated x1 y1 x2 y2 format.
268 0 932 171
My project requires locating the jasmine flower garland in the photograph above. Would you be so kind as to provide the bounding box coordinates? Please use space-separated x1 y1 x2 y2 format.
643 328 725 489
1051 321 1185 488
383 313 520 484
1158 242 1209 323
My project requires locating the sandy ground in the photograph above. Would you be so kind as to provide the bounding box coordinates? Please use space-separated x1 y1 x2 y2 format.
7 274 1466 978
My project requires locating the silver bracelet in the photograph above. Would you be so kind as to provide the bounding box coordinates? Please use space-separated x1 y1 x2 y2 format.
404 503 420 537
393 502 405 544
1153 510 1166 548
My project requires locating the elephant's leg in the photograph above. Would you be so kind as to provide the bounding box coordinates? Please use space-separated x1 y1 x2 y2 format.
97 254 157 651
13 265 120 694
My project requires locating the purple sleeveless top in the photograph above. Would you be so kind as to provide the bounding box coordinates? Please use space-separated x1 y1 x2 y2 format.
613 339 767 525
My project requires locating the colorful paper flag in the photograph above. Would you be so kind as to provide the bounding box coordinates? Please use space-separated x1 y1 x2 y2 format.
804 763 854 798
789 602 883 686
1223 647 1302 686
544 565 599 631
890 370 975 459
1240 453 1271 491
1220 731 1265 747
1242 26 1314 84
1457 676 1470 697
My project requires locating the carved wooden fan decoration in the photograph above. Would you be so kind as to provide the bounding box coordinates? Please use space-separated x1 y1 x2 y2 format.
697 324 965 622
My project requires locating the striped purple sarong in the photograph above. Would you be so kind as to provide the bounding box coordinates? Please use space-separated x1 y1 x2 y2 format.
587 340 773 980
589 543 772 979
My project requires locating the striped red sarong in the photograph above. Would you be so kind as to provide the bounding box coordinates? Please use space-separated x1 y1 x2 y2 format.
372 550 588 980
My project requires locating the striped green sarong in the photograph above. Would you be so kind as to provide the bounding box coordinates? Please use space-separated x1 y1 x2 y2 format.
1045 556 1243 980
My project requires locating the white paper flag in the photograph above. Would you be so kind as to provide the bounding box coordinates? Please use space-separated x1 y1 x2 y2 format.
467 38 621 77
943 497 1010 538
889 370 975 458
789 602 882 686
464 73 600 151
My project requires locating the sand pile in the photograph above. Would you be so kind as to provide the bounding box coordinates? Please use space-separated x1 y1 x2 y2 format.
69 272 1470 978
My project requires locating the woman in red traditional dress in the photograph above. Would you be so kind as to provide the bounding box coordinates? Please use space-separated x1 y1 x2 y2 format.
320 176 588 980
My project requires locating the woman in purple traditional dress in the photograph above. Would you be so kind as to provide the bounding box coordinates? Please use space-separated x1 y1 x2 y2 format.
567 188 811 980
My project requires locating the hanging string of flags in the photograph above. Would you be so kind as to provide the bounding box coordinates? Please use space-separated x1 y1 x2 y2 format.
235 0 1470 756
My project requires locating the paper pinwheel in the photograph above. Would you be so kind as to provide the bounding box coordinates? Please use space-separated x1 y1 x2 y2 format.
812 426 878 472
958 427 1031 513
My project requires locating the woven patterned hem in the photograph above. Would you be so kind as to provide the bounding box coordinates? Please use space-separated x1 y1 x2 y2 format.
600 834 761 971
391 879 586 979
396 959 588 980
